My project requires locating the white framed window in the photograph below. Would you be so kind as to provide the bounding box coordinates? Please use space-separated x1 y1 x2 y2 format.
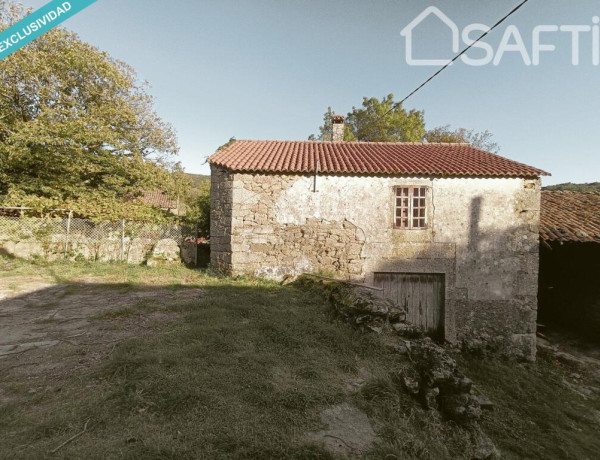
394 186 427 229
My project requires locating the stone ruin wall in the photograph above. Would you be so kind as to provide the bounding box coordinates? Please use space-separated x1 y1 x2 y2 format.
210 165 234 272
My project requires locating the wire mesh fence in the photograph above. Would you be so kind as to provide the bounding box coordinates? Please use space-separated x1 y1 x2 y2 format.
0 208 199 265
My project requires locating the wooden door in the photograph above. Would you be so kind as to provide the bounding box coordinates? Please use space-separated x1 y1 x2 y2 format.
373 273 445 338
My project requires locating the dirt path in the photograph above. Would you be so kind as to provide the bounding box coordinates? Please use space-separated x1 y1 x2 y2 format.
0 275 204 406
537 328 600 400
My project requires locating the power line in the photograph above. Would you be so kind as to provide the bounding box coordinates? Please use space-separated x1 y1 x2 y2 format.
396 0 532 107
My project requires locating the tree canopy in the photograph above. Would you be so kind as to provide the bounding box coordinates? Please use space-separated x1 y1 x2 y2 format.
310 94 499 152
424 125 499 153
311 95 426 143
0 1 187 220
346 95 426 142
184 178 211 237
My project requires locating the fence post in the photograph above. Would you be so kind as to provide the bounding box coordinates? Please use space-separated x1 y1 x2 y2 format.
194 223 199 267
64 210 73 259
121 219 126 262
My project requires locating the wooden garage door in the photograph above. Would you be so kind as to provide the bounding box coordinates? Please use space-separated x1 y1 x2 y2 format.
373 273 445 338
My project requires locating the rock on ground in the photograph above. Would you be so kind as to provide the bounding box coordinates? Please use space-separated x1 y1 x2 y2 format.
308 403 377 456
127 237 153 264
147 238 181 266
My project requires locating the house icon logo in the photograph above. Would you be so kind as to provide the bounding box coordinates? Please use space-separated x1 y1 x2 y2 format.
401 6 459 66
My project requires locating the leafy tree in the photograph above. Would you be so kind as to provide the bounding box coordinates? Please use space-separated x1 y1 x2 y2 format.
169 163 192 209
0 1 185 219
345 95 426 142
184 180 211 237
180 172 210 237
311 95 499 152
425 125 499 153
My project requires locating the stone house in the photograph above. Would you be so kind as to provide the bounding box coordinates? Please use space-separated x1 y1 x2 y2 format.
208 122 549 358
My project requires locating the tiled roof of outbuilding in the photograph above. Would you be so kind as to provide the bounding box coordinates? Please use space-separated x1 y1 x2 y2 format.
540 191 600 243
141 190 178 209
208 140 548 178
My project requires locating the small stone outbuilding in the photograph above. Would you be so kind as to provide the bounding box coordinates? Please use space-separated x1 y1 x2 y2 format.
208 130 548 359
539 191 600 340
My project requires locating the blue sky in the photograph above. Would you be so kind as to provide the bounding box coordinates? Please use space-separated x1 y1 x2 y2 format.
20 0 600 184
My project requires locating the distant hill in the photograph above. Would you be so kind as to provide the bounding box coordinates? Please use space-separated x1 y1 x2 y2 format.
186 173 210 189
543 182 600 193
182 173 210 207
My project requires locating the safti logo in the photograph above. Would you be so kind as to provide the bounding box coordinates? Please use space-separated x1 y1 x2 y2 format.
400 7 460 66
401 6 600 66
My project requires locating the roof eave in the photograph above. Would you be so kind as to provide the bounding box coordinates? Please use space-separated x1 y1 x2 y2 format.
208 164 546 179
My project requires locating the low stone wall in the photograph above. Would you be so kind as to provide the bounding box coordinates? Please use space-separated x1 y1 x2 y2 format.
299 275 499 459
0 216 197 265
0 237 195 265
293 275 406 332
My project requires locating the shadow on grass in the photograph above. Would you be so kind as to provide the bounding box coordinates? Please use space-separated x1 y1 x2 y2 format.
1 264 599 459
460 350 600 460
0 276 399 458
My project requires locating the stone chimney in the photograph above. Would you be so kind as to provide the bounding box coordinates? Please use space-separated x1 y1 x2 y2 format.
331 115 345 142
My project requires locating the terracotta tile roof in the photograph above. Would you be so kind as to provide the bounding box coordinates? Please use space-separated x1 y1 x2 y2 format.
141 190 178 209
208 140 548 178
540 191 600 243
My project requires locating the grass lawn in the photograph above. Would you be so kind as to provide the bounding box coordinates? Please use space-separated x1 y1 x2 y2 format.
1 259 599 459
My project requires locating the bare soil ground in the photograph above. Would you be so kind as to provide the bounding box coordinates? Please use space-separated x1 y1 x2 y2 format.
0 274 203 408
539 327 600 364
536 327 600 400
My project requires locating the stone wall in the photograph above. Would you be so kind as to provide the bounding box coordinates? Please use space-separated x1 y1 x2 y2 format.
0 237 194 265
210 166 541 359
210 165 234 272
0 216 196 265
